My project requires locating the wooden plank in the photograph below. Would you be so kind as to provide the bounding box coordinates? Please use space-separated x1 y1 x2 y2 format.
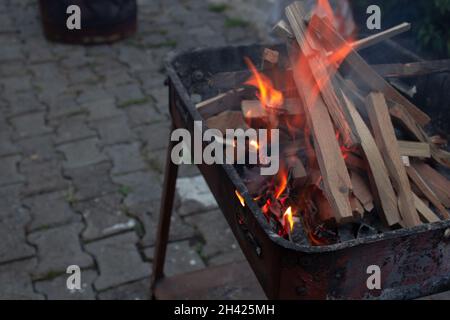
196 88 245 119
373 59 450 78
350 171 374 212
350 196 365 218
285 2 356 147
308 16 431 126
406 165 450 219
345 152 367 172
242 99 304 117
206 111 249 135
273 20 411 53
389 103 427 142
401 156 411 167
398 141 431 158
272 20 294 40
262 48 280 66
241 100 267 119
366 92 421 227
413 193 441 223
341 92 400 226
285 5 353 224
411 161 450 208
355 23 411 51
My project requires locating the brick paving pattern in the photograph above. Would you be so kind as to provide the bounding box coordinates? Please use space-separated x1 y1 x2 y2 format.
0 0 448 300
0 0 257 300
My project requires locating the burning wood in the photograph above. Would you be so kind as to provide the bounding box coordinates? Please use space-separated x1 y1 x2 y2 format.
195 0 450 246
398 141 431 158
373 59 450 78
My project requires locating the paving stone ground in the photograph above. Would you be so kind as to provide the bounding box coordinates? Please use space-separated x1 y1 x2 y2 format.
0 0 266 300
0 0 448 300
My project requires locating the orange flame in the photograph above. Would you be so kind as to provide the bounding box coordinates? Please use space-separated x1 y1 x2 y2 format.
244 57 284 109
235 190 245 207
293 0 355 150
249 139 259 151
283 206 295 232
274 171 288 200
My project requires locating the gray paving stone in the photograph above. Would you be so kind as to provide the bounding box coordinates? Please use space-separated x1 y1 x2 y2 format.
46 93 86 121
185 209 238 258
208 248 246 267
58 138 107 169
102 70 134 88
84 98 124 121
24 191 80 232
118 46 157 72
29 62 65 82
76 87 112 105
144 148 167 175
114 83 147 108
53 115 97 145
74 193 136 241
0 43 23 62
90 56 124 75
137 75 167 97
105 142 147 176
66 67 99 85
176 176 218 216
0 75 33 94
17 134 59 163
0 184 22 218
24 40 57 64
125 104 167 128
0 133 19 157
0 208 35 264
3 92 46 118
20 159 69 196
0 61 29 78
64 162 118 201
146 87 169 115
38 80 71 105
35 269 98 300
0 155 25 187
92 116 134 145
97 277 151 300
60 54 91 70
85 232 151 291
144 240 205 277
0 259 45 300
136 122 171 152
112 171 162 209
134 209 196 247
28 223 94 280
10 112 52 139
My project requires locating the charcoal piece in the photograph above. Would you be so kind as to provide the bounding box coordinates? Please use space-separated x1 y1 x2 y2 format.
356 223 378 239
241 167 270 196
291 222 309 245
338 224 356 242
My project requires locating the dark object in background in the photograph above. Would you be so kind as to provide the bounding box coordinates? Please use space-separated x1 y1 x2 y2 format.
416 73 450 138
38 0 137 44
351 0 450 59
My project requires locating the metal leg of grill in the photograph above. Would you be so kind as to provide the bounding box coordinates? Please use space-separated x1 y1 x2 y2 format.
150 126 178 298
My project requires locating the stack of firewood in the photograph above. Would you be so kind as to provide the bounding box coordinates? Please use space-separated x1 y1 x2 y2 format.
196 1 450 238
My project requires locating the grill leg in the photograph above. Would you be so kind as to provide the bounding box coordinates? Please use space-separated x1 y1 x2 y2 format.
150 125 178 298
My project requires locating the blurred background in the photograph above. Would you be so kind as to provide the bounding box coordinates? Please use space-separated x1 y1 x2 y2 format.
0 0 448 300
